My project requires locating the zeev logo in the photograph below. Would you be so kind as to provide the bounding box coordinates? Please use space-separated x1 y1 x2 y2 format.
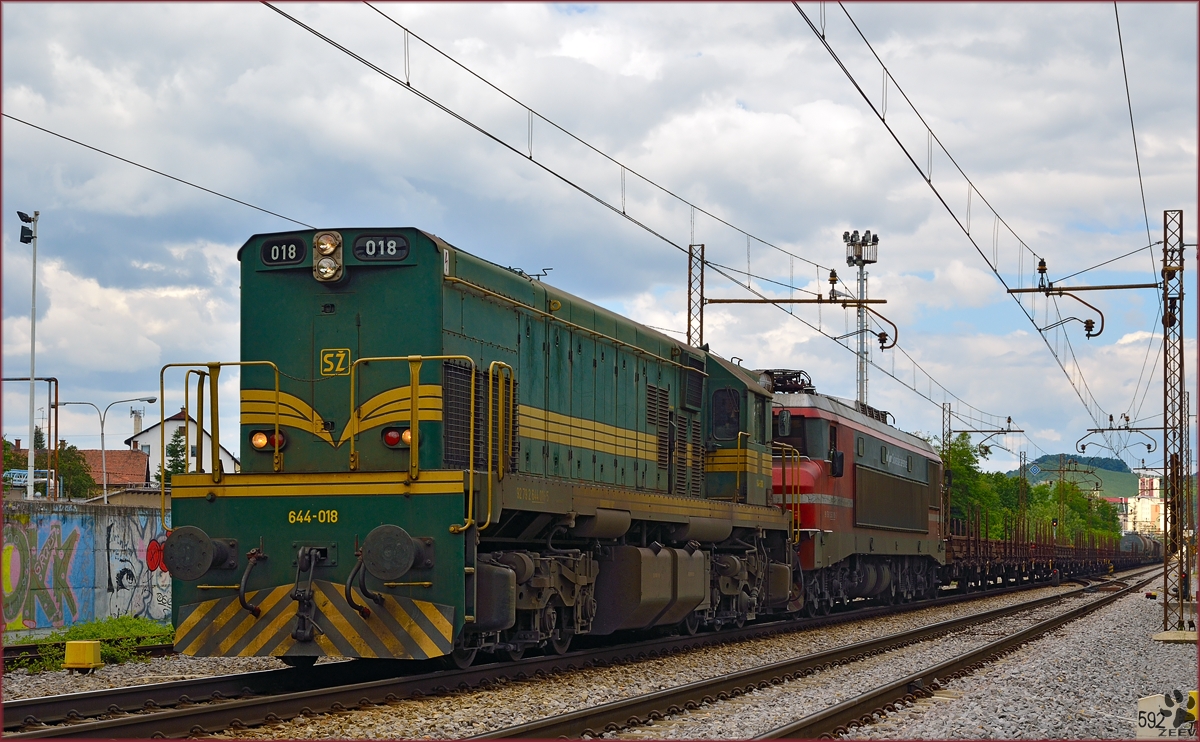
1137 690 1197 738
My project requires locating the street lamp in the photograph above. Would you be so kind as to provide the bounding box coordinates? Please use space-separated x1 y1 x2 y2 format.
18 210 38 500
60 396 157 503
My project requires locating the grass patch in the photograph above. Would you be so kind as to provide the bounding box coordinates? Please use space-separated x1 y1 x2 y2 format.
6 616 173 673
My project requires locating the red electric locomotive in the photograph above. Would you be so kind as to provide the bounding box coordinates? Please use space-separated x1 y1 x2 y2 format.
765 369 945 615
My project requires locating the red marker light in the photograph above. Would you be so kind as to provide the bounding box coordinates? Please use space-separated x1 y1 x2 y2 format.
384 429 403 447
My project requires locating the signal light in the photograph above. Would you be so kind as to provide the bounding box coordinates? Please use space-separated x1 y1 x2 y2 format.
382 427 411 448
250 431 286 450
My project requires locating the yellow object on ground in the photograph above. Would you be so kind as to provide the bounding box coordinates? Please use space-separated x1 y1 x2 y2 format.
62 640 104 672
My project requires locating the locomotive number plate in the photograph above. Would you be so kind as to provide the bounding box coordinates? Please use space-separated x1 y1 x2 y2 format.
289 509 338 524
320 348 351 376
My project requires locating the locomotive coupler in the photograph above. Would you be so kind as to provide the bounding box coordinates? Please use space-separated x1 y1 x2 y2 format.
291 545 327 643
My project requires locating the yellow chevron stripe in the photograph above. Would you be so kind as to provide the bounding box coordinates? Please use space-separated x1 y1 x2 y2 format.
241 390 334 445
244 607 298 657
383 599 440 658
269 635 297 657
242 386 443 448
175 598 220 644
413 599 454 642
339 384 444 445
216 586 291 656
314 589 377 657
314 633 339 655
363 607 408 657
183 596 247 656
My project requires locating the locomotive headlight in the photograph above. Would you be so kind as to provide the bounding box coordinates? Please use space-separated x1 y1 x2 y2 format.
382 426 412 448
314 232 340 255
315 257 339 279
250 431 287 450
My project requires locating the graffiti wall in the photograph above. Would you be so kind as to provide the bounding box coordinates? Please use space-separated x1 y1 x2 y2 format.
2 501 172 638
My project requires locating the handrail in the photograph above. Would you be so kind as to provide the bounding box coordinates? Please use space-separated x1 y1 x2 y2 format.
772 441 802 543
482 361 515 532
735 431 751 503
444 275 701 374
158 361 282 533
346 354 477 533
182 370 202 475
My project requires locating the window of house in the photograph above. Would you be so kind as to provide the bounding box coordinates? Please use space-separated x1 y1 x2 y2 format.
141 445 150 455
190 445 197 457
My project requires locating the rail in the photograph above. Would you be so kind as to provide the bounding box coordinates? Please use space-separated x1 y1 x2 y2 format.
755 570 1159 738
6 567 1147 738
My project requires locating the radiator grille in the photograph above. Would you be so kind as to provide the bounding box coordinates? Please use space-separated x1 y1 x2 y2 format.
647 384 670 469
443 361 519 472
855 465 930 532
673 417 689 495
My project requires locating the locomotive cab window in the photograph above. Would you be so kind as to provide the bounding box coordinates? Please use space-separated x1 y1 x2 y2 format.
775 413 807 455
712 388 740 440
750 396 767 444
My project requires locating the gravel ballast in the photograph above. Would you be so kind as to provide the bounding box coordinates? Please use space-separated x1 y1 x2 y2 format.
201 583 1091 739
840 592 1197 739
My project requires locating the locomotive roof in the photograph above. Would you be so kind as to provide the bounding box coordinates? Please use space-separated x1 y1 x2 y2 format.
775 392 939 458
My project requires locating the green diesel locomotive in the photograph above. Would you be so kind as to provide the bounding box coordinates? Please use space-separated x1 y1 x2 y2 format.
162 227 796 666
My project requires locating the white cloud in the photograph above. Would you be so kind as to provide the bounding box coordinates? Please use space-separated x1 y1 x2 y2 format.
1 3 1195 468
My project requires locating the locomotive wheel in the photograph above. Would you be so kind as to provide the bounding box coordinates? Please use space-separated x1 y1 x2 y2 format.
442 646 477 670
817 599 831 616
682 612 701 635
550 631 573 655
497 646 525 662
281 656 318 668
803 599 819 618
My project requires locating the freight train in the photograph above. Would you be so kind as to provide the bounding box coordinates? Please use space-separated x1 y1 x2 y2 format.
161 228 1156 667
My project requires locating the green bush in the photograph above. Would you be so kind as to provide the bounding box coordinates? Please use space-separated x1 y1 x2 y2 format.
6 616 172 673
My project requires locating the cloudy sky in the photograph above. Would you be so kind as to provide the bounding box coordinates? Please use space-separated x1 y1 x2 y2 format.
2 2 1196 473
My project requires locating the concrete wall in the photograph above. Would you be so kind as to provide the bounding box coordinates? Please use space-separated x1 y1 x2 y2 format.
2 500 172 640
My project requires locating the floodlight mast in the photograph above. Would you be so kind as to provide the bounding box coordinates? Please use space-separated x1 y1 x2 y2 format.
844 230 879 406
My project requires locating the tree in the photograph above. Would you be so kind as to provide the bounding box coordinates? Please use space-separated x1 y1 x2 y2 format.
3 436 22 473
157 426 188 485
939 433 1121 542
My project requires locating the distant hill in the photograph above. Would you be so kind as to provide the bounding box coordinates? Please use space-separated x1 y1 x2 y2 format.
1005 454 1139 499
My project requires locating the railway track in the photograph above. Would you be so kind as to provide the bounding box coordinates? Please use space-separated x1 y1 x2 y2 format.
467 568 1156 739
4 568 1152 739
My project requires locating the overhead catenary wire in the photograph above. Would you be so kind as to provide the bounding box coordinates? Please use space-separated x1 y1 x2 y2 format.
1 113 315 229
263 2 1031 443
1113 2 1154 252
359 2 852 285
793 2 1160 459
1051 241 1159 285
